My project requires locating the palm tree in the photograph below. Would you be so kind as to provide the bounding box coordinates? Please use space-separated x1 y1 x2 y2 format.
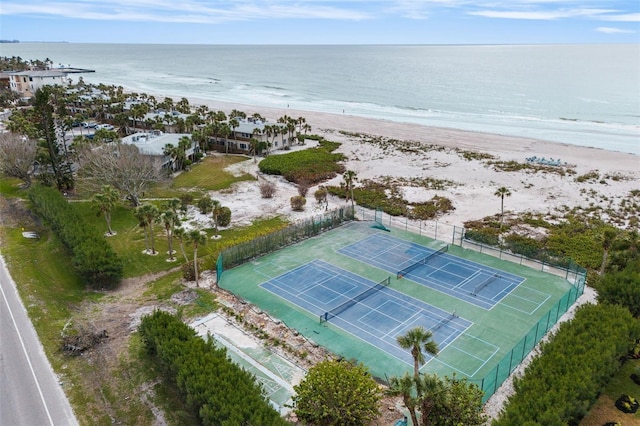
161 210 180 261
343 170 358 214
137 204 160 254
386 373 419 426
187 230 207 287
494 186 512 225
211 199 222 239
173 227 189 262
134 206 151 253
219 123 231 155
229 117 239 153
418 373 446 426
397 326 439 380
93 185 119 236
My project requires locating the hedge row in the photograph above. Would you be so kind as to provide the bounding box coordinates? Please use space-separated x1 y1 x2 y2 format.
28 185 122 288
138 310 286 426
493 304 640 426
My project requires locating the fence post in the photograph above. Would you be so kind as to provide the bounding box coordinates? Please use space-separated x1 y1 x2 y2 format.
522 335 527 359
494 364 500 394
434 221 438 241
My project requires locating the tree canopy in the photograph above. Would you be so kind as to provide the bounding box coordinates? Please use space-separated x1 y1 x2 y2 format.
292 359 381 425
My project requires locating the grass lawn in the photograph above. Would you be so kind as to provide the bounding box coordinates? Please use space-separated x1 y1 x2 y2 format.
170 154 255 192
0 166 293 424
0 224 107 421
580 358 640 425
0 176 25 197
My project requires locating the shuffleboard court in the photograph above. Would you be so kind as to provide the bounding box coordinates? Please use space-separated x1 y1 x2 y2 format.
260 259 475 368
338 233 534 310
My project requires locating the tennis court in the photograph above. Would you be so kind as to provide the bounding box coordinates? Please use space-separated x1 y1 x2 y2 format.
218 221 581 400
338 233 536 310
260 259 474 368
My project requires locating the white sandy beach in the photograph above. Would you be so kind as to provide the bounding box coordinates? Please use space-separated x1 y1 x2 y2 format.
179 96 639 232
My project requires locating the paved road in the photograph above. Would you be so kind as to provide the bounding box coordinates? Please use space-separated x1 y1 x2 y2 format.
0 255 78 426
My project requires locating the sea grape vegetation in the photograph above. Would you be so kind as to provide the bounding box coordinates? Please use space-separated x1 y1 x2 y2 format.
138 310 286 426
28 185 123 288
493 303 639 425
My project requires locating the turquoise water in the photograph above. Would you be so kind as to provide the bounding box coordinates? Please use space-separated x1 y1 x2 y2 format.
1 43 638 154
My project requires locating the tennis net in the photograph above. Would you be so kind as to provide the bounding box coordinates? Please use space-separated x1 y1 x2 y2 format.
431 310 457 333
396 245 449 279
472 273 500 296
320 276 390 323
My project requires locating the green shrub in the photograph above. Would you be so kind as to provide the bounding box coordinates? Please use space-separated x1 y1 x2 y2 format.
258 141 345 184
138 311 286 425
290 195 307 211
494 304 640 425
503 234 544 258
464 228 500 246
28 185 123 288
217 206 231 227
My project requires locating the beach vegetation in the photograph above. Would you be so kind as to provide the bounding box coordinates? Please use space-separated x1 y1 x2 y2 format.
575 170 600 183
493 304 639 426
258 138 345 184
258 179 277 198
486 159 575 176
290 195 307 211
328 177 455 219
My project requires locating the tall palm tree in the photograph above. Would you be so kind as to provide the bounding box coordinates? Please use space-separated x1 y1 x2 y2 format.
218 123 231 155
229 118 239 153
494 186 512 225
93 185 120 236
173 227 189 262
137 204 160 254
187 230 207 287
343 170 358 213
161 210 180 261
397 326 439 379
134 206 151 253
386 373 419 426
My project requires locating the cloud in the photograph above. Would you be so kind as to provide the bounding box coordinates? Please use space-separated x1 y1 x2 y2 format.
469 8 621 20
595 26 636 33
0 0 374 23
2 0 638 25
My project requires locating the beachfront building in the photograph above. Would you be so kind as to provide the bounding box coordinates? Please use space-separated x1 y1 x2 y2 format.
121 131 198 170
218 117 289 154
7 70 68 100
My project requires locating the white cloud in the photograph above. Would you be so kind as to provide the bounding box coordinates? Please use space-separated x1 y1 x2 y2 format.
595 26 635 33
600 12 640 22
0 0 374 23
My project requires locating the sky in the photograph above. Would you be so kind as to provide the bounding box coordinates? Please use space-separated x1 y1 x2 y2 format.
0 0 639 44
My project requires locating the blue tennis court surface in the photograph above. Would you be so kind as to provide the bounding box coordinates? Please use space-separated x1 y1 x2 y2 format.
260 260 472 366
338 233 525 310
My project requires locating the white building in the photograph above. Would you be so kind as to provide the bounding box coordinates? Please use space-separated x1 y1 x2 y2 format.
7 70 67 100
121 131 197 170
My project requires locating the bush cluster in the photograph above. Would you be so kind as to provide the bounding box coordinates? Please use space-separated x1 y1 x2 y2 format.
28 185 123 288
493 304 640 425
258 139 345 184
138 310 286 425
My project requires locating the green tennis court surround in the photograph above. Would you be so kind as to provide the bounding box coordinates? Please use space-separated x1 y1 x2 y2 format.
218 220 585 404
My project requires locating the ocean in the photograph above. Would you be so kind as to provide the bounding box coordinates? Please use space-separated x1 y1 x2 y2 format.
1 43 639 154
